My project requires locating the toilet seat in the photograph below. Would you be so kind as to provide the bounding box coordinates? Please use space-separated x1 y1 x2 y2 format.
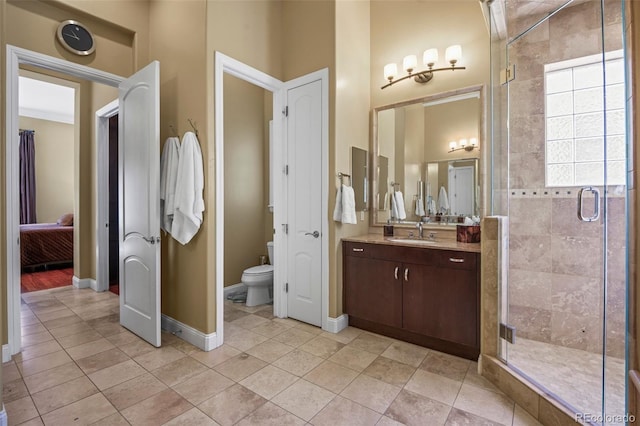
243 264 274 276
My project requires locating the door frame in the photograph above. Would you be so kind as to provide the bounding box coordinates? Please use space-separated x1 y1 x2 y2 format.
214 52 330 345
5 45 123 358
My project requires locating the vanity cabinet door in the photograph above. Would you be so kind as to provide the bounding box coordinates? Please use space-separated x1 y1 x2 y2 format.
344 255 403 328
402 259 478 347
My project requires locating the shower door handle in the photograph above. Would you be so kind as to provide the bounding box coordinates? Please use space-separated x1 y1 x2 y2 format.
577 187 600 222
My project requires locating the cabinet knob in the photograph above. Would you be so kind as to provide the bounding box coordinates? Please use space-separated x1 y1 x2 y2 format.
449 258 465 263
352 248 364 252
394 266 399 280
404 268 409 282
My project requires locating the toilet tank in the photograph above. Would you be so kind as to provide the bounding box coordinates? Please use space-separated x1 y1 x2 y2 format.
267 241 274 265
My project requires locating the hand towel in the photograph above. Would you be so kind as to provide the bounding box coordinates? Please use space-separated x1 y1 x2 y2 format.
394 191 407 220
171 131 205 245
415 197 425 217
427 198 437 215
160 136 180 234
341 185 357 224
438 186 450 214
391 192 399 219
333 186 343 222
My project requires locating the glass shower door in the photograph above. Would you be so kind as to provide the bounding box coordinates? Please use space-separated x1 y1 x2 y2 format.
492 0 627 423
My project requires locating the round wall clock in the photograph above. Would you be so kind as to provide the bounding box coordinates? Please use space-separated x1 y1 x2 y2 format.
56 20 95 56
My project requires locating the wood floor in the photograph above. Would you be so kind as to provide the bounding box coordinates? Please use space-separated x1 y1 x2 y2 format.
21 266 73 293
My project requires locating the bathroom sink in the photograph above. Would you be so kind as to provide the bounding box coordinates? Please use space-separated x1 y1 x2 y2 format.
387 238 437 245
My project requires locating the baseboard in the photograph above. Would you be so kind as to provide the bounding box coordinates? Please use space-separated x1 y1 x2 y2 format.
325 314 348 333
0 405 7 426
161 314 221 351
2 344 10 363
224 283 247 298
72 276 94 289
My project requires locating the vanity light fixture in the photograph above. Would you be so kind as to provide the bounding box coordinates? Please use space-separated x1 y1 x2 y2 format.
382 45 465 89
448 137 478 153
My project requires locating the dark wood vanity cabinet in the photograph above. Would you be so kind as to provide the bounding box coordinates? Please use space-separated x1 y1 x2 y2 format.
343 241 480 360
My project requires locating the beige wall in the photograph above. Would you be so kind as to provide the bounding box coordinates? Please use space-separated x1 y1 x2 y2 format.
423 98 480 163
18 117 74 224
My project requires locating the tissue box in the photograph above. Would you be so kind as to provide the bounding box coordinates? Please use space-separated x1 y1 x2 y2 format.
456 225 481 243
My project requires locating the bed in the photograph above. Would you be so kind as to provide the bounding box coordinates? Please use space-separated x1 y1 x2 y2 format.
20 220 74 269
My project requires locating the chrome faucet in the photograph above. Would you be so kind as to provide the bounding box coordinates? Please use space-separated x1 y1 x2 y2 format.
416 222 424 239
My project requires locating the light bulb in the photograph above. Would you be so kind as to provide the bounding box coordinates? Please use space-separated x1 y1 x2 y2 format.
445 45 462 66
423 49 438 68
449 141 457 151
403 55 417 73
459 138 467 148
470 137 478 147
384 63 398 82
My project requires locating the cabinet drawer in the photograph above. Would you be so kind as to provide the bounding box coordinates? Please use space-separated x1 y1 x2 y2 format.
429 250 477 271
343 241 389 259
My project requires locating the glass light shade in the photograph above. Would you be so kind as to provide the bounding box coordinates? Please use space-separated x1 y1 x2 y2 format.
459 138 467 147
403 55 417 73
449 141 457 150
445 45 462 65
384 63 398 81
423 49 438 67
470 137 478 147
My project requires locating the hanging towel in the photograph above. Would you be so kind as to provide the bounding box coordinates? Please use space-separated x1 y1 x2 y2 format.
427 197 437 215
172 131 205 245
415 196 425 217
341 185 357 224
333 186 343 222
393 191 407 220
438 186 450 214
160 136 180 234
390 192 399 219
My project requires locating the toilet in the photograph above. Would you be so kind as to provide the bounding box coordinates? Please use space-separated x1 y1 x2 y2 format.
241 241 274 307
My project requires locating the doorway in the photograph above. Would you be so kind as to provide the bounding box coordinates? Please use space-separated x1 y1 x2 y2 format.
108 115 120 295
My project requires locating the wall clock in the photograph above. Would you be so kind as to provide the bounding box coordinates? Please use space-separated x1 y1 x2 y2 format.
56 20 95 56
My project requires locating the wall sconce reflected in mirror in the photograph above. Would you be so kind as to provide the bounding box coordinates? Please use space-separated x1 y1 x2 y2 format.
382 44 465 89
448 137 478 153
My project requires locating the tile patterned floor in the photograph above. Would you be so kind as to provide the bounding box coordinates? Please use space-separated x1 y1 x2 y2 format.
3 286 542 425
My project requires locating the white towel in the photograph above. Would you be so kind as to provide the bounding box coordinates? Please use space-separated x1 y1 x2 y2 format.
341 185 357 224
171 131 205 245
427 197 437 215
393 191 407 220
438 186 450 213
333 186 343 222
160 137 180 234
415 197 425 217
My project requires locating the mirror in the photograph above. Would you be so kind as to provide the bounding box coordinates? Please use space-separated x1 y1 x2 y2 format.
351 147 368 211
372 85 483 227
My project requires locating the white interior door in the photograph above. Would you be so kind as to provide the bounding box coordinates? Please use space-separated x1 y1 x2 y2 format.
285 79 323 327
448 165 474 216
118 61 161 346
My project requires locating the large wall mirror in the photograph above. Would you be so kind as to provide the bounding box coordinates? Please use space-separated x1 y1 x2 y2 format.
372 85 484 227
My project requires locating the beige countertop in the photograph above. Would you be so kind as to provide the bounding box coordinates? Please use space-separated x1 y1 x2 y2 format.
342 234 481 253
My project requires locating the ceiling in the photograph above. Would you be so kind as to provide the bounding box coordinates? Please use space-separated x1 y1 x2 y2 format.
19 76 75 125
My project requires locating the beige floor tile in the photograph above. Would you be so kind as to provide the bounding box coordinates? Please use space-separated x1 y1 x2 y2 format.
134 345 186 371
3 361 22 382
386 389 452 426
464 362 504 395
304 360 359 393
170 338 201 355
231 314 271 330
5 395 39 425
3 378 29 403
92 321 127 337
173 369 235 405
91 412 131 425
21 330 54 348
41 314 83 330
240 365 299 399
348 333 394 355
363 356 417 387
272 327 317 347
236 401 305 426
381 341 429 367
163 407 221 425
21 339 62 362
272 317 303 327
376 415 405 425
319 326 363 344
310 395 381 426
22 362 84 394
152 356 208 387
271 379 336 421
89 359 147 390
272 349 324 376
102 372 168 410
445 407 504 426
56 329 104 349
246 339 294 363
251 321 293 338
214 353 268 382
328 346 378 372
190 344 241 368
198 384 267 426
18 350 72 377
421 350 471 382
121 388 193 425
48 321 93 339
66 337 116 360
41 393 117 425
31 375 98 414
340 374 401 414
293 322 323 335
453 383 515 425
225 308 250 322
224 329 270 352
21 323 48 337
512 404 543 426
16 417 45 426
105 330 141 347
75 348 131 375
118 338 157 358
35 307 75 323
300 336 345 358
405 369 462 406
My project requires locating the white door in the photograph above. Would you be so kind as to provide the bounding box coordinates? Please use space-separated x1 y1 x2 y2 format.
285 79 323 326
118 61 161 346
448 165 474 216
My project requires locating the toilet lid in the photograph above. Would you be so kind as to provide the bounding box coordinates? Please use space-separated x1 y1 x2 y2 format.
244 264 274 275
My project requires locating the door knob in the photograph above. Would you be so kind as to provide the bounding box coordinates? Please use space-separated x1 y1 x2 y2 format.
305 231 320 238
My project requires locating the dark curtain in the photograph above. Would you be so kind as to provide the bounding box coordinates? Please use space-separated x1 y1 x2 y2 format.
19 130 36 224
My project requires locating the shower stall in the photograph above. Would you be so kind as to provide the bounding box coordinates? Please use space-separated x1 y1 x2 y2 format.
488 0 628 423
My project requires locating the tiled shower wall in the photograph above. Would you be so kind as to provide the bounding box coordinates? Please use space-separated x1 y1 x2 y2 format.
506 1 626 358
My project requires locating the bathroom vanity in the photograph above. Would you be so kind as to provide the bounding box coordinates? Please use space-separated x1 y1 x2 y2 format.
342 235 480 360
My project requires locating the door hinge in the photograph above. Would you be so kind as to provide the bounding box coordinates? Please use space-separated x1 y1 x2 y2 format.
500 64 515 85
500 323 516 344
282 106 289 117
282 224 288 234
283 165 289 175
285 282 289 293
